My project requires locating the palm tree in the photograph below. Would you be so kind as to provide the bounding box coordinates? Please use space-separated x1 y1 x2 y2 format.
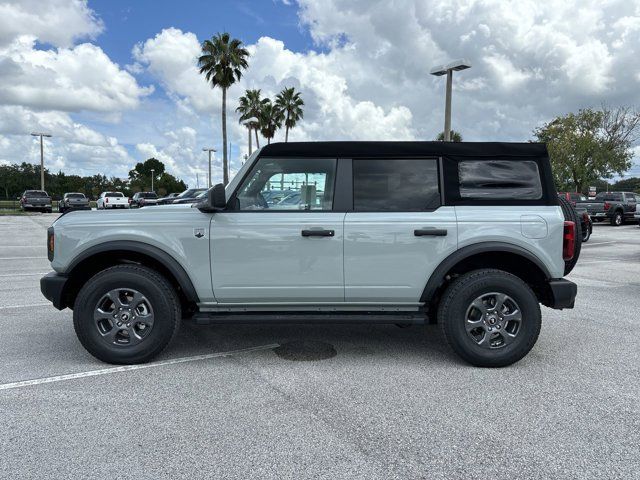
436 130 463 142
275 87 304 142
198 33 249 185
237 89 269 151
258 101 284 144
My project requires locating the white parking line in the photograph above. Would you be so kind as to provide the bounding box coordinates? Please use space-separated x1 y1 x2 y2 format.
0 256 47 260
0 344 279 391
583 241 617 246
0 272 48 277
0 303 51 310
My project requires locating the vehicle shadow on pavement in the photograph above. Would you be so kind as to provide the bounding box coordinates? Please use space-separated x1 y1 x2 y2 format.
169 322 462 366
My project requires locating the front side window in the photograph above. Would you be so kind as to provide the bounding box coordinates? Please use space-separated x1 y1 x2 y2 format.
458 160 542 200
235 157 336 211
353 159 440 211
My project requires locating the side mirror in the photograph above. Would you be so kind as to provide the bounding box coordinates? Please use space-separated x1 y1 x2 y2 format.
198 183 226 212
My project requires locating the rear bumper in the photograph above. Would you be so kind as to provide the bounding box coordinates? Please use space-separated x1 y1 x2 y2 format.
547 279 577 309
40 272 69 310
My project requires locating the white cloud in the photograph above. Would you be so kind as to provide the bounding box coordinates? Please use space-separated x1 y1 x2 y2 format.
0 36 153 113
0 0 103 48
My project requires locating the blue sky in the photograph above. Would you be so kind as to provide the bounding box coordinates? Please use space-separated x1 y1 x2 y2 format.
0 0 638 186
91 0 315 64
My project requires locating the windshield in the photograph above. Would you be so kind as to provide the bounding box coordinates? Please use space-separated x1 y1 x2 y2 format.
25 191 48 197
105 192 124 198
176 188 206 198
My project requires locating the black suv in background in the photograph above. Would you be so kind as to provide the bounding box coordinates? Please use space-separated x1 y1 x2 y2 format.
19 190 52 212
164 188 207 204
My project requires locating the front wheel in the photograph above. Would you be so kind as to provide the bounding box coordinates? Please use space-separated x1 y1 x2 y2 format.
73 265 181 364
438 269 541 368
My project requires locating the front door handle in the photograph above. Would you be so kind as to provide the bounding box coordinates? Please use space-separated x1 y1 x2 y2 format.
301 229 335 237
414 228 447 237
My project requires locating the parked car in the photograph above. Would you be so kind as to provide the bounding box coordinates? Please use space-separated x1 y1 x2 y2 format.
96 191 130 210
635 204 640 224
576 191 638 225
173 190 208 205
156 193 180 205
59 193 90 213
131 192 158 208
19 190 52 212
42 142 579 368
170 188 207 204
557 191 587 206
575 207 592 242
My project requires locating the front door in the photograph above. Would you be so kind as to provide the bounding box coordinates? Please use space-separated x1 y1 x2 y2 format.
210 156 344 304
343 158 458 304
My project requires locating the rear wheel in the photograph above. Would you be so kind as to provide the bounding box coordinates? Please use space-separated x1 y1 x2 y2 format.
610 210 623 226
438 269 541 368
73 265 181 364
582 222 591 242
557 196 582 275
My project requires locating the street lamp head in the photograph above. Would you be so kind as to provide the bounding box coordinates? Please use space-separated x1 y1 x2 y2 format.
430 59 472 76
202 147 217 152
31 132 52 137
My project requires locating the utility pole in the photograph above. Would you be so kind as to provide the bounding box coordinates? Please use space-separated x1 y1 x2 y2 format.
150 168 155 192
430 60 471 141
202 148 216 188
31 132 52 190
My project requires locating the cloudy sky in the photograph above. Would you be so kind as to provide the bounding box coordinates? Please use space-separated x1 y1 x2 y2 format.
0 0 639 187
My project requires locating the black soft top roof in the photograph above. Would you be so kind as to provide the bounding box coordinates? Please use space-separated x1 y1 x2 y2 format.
260 141 548 158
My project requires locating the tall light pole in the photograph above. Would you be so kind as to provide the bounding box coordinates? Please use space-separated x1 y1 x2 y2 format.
243 116 259 157
202 148 216 188
31 132 52 190
430 59 471 141
150 168 155 192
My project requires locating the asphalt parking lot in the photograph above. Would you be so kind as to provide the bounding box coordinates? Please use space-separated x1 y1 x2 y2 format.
0 214 638 480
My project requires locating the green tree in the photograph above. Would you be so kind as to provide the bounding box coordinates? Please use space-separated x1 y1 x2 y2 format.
237 89 268 149
612 177 640 193
274 87 304 142
129 158 165 191
198 32 250 185
436 130 463 142
258 101 284 144
534 106 639 192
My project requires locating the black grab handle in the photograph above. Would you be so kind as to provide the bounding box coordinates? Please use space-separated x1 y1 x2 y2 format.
301 229 335 237
414 228 447 237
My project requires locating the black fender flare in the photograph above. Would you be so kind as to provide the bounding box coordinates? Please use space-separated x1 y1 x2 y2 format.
65 240 199 303
420 242 552 303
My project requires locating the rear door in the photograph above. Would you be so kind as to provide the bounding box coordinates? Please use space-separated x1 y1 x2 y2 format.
624 193 636 219
343 158 457 304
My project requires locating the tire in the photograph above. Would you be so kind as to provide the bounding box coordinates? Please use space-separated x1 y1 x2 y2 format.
610 210 623 226
557 196 582 275
73 265 181 364
438 269 541 368
582 222 591 242
46 208 52 213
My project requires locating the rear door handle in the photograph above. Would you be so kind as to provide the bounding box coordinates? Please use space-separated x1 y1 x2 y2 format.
301 229 335 237
414 228 447 237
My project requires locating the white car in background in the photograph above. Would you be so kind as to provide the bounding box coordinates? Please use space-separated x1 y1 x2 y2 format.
96 191 130 209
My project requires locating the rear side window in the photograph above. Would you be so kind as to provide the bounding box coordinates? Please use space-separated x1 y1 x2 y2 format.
458 160 542 200
353 159 440 211
594 192 622 201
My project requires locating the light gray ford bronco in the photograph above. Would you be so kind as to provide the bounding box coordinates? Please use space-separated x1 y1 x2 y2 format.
41 142 579 367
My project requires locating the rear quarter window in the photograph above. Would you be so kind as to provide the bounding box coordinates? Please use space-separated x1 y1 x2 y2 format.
458 160 542 200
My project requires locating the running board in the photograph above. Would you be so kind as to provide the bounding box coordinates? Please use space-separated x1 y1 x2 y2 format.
190 312 427 325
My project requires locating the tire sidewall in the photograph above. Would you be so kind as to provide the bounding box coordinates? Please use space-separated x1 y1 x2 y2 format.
442 272 541 367
74 267 178 363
